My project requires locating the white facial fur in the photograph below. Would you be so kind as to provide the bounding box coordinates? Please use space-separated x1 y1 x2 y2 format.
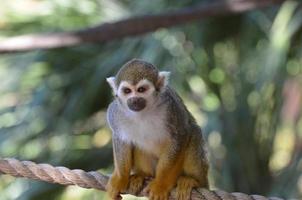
106 71 170 94
117 79 156 111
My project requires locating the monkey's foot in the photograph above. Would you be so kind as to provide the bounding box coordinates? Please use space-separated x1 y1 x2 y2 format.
175 176 199 200
144 180 169 200
128 174 145 195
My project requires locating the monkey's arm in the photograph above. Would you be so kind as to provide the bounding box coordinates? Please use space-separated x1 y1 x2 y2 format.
106 102 133 199
106 134 132 199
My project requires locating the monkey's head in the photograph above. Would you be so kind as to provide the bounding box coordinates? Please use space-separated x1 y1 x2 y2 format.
106 59 170 112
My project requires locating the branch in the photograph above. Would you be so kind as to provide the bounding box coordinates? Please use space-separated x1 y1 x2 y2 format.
0 0 284 53
0 158 284 200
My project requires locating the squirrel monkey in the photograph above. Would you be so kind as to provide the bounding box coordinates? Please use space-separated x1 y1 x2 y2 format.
106 59 209 200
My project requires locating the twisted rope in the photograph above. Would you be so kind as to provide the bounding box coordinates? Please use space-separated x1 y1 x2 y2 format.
0 158 283 200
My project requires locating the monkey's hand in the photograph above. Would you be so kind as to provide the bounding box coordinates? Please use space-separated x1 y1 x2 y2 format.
144 180 170 200
106 174 129 200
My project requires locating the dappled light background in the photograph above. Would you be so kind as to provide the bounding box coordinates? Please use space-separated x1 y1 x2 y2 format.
0 0 302 199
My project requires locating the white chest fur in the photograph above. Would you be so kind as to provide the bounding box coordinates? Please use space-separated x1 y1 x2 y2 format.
118 107 169 156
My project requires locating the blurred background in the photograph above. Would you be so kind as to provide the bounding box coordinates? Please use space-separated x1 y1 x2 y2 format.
0 0 301 199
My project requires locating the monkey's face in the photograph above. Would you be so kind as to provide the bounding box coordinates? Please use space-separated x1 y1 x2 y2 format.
106 59 170 113
116 79 157 112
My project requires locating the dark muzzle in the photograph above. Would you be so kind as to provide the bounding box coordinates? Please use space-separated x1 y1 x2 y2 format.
127 97 146 111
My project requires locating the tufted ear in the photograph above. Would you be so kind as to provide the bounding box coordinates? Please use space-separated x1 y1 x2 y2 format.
157 71 170 91
106 77 118 94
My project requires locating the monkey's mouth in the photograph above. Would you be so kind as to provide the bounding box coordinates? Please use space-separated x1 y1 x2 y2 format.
127 97 146 112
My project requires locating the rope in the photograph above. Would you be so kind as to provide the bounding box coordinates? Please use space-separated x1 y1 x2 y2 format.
0 158 284 200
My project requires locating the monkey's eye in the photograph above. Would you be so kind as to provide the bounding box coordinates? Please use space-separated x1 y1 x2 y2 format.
137 87 146 93
123 87 132 94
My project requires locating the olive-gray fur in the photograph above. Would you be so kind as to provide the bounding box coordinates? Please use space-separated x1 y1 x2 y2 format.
115 59 159 86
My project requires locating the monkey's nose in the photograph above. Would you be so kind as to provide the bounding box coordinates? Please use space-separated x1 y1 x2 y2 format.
127 97 146 111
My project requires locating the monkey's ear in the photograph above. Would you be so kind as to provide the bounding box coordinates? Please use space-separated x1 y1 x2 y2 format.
106 77 118 94
157 71 170 91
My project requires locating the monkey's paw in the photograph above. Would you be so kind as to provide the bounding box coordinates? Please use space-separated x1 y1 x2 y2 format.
128 174 145 195
175 176 199 200
144 181 169 200
106 175 129 200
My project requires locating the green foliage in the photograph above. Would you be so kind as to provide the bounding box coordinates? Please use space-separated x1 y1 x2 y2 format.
0 0 302 199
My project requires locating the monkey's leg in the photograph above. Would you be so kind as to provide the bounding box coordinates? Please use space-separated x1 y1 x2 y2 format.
183 134 209 188
128 148 155 195
106 136 132 200
183 156 209 189
176 176 199 200
145 145 185 200
176 135 208 200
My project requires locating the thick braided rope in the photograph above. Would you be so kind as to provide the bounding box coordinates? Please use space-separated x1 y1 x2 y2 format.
0 158 284 200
